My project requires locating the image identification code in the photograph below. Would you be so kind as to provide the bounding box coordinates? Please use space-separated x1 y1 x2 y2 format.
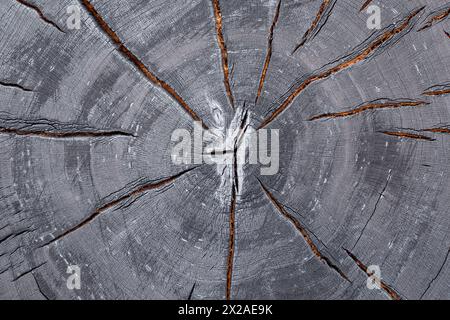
178 304 273 317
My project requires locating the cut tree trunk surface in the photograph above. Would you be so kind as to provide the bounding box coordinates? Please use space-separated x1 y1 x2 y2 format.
0 0 449 300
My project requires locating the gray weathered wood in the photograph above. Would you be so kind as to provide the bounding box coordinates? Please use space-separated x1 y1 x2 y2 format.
0 0 449 300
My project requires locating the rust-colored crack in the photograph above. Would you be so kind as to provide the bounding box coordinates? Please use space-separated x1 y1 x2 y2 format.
0 127 135 139
381 131 435 141
382 126 450 141
422 127 450 134
259 7 424 129
445 30 450 39
417 5 450 32
79 0 208 129
16 0 64 33
226 182 237 300
422 83 450 96
225 112 248 298
343 248 402 300
255 0 282 104
43 167 199 246
292 0 335 54
309 99 429 121
259 180 350 282
212 0 234 109
0 80 33 92
360 0 373 12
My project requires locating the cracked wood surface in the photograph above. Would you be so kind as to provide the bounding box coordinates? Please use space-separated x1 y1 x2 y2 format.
0 0 449 300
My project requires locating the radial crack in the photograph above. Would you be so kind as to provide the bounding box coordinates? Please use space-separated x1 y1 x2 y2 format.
0 116 136 139
420 247 450 299
417 4 450 32
233 148 239 194
352 172 392 250
211 0 234 109
0 127 135 139
259 180 350 282
15 0 64 33
309 99 429 121
422 127 450 134
224 110 248 299
0 228 36 245
79 0 208 129
360 0 373 12
381 131 435 141
0 80 33 92
292 0 337 54
255 0 282 104
32 273 50 300
187 282 196 300
42 167 199 246
422 83 450 96
226 181 237 300
343 248 402 300
12 261 47 282
258 7 425 129
382 125 450 141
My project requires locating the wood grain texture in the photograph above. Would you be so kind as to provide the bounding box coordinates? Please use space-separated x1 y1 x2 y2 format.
0 0 449 300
